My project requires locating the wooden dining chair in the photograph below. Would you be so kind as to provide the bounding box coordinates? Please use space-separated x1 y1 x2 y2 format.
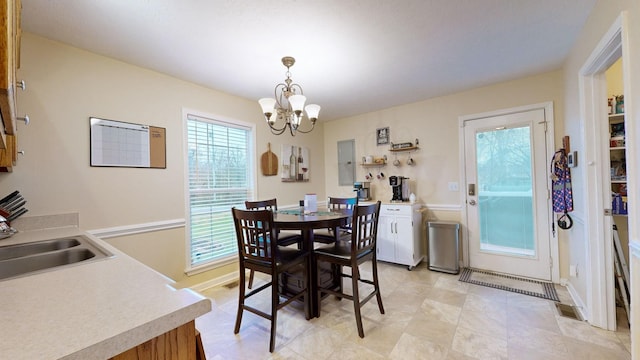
314 201 384 338
245 198 303 289
232 207 310 353
313 196 358 244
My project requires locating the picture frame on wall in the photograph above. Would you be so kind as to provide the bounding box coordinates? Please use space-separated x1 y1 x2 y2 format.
281 144 310 182
376 127 389 146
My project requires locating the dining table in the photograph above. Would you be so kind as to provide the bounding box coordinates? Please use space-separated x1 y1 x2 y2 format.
273 207 351 318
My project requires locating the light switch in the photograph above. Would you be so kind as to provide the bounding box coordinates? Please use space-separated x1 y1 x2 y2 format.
569 264 578 277
448 182 459 191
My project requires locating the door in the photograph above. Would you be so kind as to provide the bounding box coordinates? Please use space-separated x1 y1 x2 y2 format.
394 215 414 265
463 108 552 280
376 214 395 263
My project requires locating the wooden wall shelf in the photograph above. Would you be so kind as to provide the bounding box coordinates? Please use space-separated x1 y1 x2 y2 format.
389 146 419 153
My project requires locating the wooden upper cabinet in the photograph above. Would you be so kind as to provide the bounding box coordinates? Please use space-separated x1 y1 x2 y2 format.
0 0 21 151
0 0 21 171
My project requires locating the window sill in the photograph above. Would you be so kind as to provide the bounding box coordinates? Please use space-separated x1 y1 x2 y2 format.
185 256 236 276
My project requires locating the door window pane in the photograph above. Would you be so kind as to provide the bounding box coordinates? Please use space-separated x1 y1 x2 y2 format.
476 126 535 256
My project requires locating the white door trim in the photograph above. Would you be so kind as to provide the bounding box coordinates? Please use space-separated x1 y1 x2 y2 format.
578 12 629 330
458 101 558 283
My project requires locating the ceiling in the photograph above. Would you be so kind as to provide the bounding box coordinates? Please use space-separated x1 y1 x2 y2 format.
21 0 596 121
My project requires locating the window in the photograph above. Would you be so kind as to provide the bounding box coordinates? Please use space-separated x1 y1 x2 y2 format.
186 112 254 269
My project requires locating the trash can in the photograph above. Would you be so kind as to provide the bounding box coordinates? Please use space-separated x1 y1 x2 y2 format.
427 221 460 274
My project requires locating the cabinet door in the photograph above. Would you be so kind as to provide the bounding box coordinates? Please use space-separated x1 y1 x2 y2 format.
394 216 414 265
376 214 395 262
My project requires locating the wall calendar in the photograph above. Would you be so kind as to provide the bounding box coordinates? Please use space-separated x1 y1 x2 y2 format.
90 117 166 168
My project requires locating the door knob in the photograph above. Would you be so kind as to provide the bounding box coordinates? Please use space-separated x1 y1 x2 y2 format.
468 199 477 206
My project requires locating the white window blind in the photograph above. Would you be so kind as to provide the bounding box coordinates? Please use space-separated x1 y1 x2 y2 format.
186 114 254 267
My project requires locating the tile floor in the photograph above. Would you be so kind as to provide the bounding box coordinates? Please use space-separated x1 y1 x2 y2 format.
195 261 631 359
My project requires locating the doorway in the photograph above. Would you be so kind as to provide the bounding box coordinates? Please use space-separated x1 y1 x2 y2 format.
460 102 557 281
579 13 630 330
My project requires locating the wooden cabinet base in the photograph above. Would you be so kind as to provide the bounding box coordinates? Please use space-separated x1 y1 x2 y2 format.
110 321 206 360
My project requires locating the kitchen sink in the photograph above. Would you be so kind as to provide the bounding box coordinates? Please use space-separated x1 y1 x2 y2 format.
0 236 113 281
0 238 81 261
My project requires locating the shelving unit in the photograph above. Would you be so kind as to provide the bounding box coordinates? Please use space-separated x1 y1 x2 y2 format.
389 146 419 153
360 162 386 168
609 113 627 216
389 147 418 166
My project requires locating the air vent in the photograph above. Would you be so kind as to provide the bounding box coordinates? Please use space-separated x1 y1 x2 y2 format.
555 303 583 321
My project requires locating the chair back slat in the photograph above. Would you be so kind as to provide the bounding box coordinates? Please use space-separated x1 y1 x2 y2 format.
233 207 276 262
350 202 381 253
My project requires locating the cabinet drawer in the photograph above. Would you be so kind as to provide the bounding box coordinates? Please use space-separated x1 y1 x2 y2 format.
380 204 414 216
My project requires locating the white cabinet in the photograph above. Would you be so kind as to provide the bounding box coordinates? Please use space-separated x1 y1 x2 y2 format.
376 203 423 269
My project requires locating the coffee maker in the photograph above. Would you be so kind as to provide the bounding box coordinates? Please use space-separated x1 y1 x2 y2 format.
389 176 410 202
353 181 371 201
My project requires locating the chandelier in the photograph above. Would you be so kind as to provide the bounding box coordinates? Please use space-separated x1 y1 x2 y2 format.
258 56 320 136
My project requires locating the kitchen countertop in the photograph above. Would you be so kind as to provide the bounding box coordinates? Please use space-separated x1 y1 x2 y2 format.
0 226 211 360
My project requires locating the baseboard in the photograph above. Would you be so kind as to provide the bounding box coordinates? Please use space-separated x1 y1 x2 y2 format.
190 271 242 293
564 280 588 322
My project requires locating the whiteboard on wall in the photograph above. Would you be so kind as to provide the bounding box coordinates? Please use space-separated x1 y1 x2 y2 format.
90 117 166 168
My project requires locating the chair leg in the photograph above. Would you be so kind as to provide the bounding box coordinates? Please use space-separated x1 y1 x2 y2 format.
248 269 255 289
338 265 344 295
331 263 342 301
317 282 322 316
336 265 343 295
351 264 365 338
269 273 279 352
304 260 311 320
372 259 385 314
234 266 246 334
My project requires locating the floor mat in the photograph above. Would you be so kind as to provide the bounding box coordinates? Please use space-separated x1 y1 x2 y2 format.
459 268 560 302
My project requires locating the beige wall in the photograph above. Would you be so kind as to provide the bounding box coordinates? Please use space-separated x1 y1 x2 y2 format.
562 0 638 355
606 58 624 98
1 33 326 285
324 71 565 204
324 70 567 274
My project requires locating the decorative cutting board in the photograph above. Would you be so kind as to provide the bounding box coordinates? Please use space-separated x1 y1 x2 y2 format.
260 142 278 176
